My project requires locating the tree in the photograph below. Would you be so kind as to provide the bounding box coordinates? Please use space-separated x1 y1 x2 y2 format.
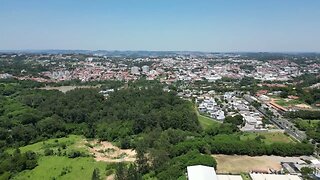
127 164 141 180
115 163 126 180
91 168 100 180
120 137 131 149
224 115 244 126
135 141 149 174
280 91 288 98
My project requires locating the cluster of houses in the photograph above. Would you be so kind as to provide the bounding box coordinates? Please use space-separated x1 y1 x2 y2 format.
0 73 13 79
197 97 225 120
196 91 266 131
223 92 265 131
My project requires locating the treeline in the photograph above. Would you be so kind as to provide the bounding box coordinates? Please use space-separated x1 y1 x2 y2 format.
172 136 313 157
285 110 320 120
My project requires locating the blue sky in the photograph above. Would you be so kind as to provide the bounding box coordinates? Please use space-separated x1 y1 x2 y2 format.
0 0 320 52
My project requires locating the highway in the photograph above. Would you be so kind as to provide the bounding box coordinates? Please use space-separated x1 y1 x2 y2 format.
243 95 306 142
258 106 306 142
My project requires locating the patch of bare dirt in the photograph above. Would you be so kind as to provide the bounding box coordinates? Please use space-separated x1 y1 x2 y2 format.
86 140 136 163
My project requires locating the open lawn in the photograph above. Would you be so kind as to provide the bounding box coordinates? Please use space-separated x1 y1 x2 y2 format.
13 156 109 180
10 135 137 180
197 114 221 130
275 98 303 107
7 135 87 155
240 132 295 145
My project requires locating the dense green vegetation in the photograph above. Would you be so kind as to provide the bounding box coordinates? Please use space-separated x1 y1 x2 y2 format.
285 110 320 120
0 57 48 76
294 119 320 143
224 115 244 126
0 80 315 179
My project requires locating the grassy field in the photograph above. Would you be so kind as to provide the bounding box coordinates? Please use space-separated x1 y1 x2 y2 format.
197 114 221 130
240 132 295 145
11 135 114 180
7 135 87 155
13 156 109 180
275 98 304 107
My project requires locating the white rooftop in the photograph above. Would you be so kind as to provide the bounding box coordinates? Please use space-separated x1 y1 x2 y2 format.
250 173 301 180
311 159 320 165
187 165 218 180
217 175 243 180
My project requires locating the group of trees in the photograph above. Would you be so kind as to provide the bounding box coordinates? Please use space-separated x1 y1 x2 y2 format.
0 56 48 76
294 119 320 143
224 115 245 126
285 110 320 120
0 149 37 179
1 82 201 148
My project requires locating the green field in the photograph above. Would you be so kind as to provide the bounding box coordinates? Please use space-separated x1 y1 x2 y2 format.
275 98 304 107
13 156 109 180
240 132 295 145
197 114 221 130
7 135 87 155
9 135 114 180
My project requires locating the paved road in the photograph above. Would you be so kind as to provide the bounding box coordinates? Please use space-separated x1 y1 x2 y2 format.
243 95 306 142
258 107 306 142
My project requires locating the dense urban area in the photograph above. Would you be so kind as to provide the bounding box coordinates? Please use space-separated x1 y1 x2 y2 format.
0 51 320 180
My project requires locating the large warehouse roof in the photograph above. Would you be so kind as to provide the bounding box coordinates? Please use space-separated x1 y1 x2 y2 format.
187 165 218 180
217 175 243 180
250 173 301 180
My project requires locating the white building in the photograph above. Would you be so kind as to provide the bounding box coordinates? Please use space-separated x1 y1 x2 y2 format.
187 165 243 180
131 66 140 75
142 65 150 73
205 74 222 82
187 165 217 180
249 173 301 180
0 73 13 79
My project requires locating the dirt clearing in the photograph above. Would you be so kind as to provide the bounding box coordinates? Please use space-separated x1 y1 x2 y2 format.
87 140 136 163
213 154 303 174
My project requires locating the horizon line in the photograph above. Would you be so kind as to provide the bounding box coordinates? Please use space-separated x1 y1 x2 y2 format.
0 49 320 54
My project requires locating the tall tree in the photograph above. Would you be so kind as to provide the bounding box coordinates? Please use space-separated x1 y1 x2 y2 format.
115 163 126 180
91 168 100 180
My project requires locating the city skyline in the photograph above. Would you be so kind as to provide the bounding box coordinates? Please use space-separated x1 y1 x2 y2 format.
1 0 320 52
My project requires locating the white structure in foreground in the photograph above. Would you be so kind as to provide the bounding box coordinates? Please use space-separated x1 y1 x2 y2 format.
187 165 302 180
250 173 301 180
187 165 242 180
187 165 217 180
